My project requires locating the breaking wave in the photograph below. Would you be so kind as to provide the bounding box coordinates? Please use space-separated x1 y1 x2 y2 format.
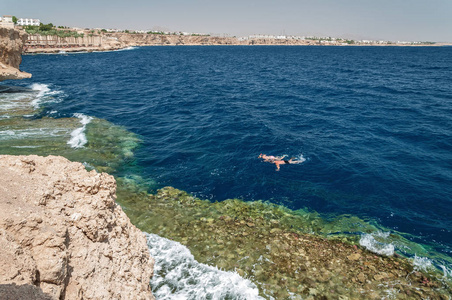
67 113 93 148
359 231 395 256
413 255 434 272
146 233 263 300
30 83 64 108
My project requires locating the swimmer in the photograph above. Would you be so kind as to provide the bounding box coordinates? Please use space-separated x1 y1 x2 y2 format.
272 158 303 171
259 154 303 171
258 153 287 162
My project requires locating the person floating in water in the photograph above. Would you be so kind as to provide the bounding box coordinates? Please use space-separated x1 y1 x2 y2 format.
258 153 304 171
258 154 287 161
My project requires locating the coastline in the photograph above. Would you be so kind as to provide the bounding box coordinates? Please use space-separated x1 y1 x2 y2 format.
24 46 125 54
21 30 452 55
23 43 452 55
117 183 452 299
0 155 155 299
0 27 31 80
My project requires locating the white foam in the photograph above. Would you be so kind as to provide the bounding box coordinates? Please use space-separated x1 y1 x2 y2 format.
0 83 63 117
31 83 50 95
90 46 138 54
116 46 138 52
30 83 64 108
359 231 395 256
30 83 50 108
146 233 263 300
0 93 31 112
74 112 93 126
412 255 433 272
67 113 92 148
295 153 306 163
0 128 71 141
0 130 16 136
0 129 61 139
440 265 452 278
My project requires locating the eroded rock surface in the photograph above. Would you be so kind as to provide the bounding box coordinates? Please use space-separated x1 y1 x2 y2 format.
0 27 31 81
0 155 154 299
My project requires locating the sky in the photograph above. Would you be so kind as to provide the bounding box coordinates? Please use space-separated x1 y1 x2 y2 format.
3 0 452 42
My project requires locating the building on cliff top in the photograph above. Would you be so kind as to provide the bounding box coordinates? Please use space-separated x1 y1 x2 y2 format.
0 15 14 28
17 18 40 26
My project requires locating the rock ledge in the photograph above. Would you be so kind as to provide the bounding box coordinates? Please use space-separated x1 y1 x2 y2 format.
0 27 31 81
0 155 155 299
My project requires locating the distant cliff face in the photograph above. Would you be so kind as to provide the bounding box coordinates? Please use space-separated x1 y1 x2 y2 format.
0 27 31 81
106 32 241 46
0 155 155 300
104 32 319 46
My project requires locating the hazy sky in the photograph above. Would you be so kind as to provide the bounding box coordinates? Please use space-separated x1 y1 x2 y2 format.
3 0 451 42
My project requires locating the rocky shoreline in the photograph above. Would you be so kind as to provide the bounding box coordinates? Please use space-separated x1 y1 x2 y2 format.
24 46 125 54
0 154 450 299
22 31 452 55
0 155 155 300
0 27 31 80
117 183 452 299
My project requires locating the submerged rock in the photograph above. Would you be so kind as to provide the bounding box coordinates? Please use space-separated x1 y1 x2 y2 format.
116 185 452 299
0 155 155 299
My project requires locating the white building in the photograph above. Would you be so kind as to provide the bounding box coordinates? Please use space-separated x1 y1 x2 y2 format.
17 18 40 26
0 15 14 28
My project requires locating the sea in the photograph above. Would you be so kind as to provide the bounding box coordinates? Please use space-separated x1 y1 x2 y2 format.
1 45 451 297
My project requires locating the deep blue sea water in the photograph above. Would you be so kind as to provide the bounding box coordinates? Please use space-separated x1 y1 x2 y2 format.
4 46 452 269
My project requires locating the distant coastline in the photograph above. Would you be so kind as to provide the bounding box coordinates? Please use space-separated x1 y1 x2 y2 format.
20 27 452 54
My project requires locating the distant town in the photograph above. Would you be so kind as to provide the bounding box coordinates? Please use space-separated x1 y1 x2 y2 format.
0 14 444 51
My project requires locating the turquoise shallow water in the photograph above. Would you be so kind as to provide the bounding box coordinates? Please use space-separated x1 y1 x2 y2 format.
1 46 452 277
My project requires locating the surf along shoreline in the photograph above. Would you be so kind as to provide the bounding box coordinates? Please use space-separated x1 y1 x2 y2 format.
5 44 452 298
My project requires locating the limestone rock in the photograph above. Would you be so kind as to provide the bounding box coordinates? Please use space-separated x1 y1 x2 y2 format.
0 27 31 81
0 155 154 299
347 253 361 261
357 272 366 283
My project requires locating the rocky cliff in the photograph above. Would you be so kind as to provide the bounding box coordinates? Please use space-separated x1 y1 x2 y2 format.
105 33 242 46
0 27 31 81
23 31 320 54
0 155 155 300
103 32 318 46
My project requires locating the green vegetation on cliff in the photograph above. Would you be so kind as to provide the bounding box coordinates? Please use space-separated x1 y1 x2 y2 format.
24 24 84 38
